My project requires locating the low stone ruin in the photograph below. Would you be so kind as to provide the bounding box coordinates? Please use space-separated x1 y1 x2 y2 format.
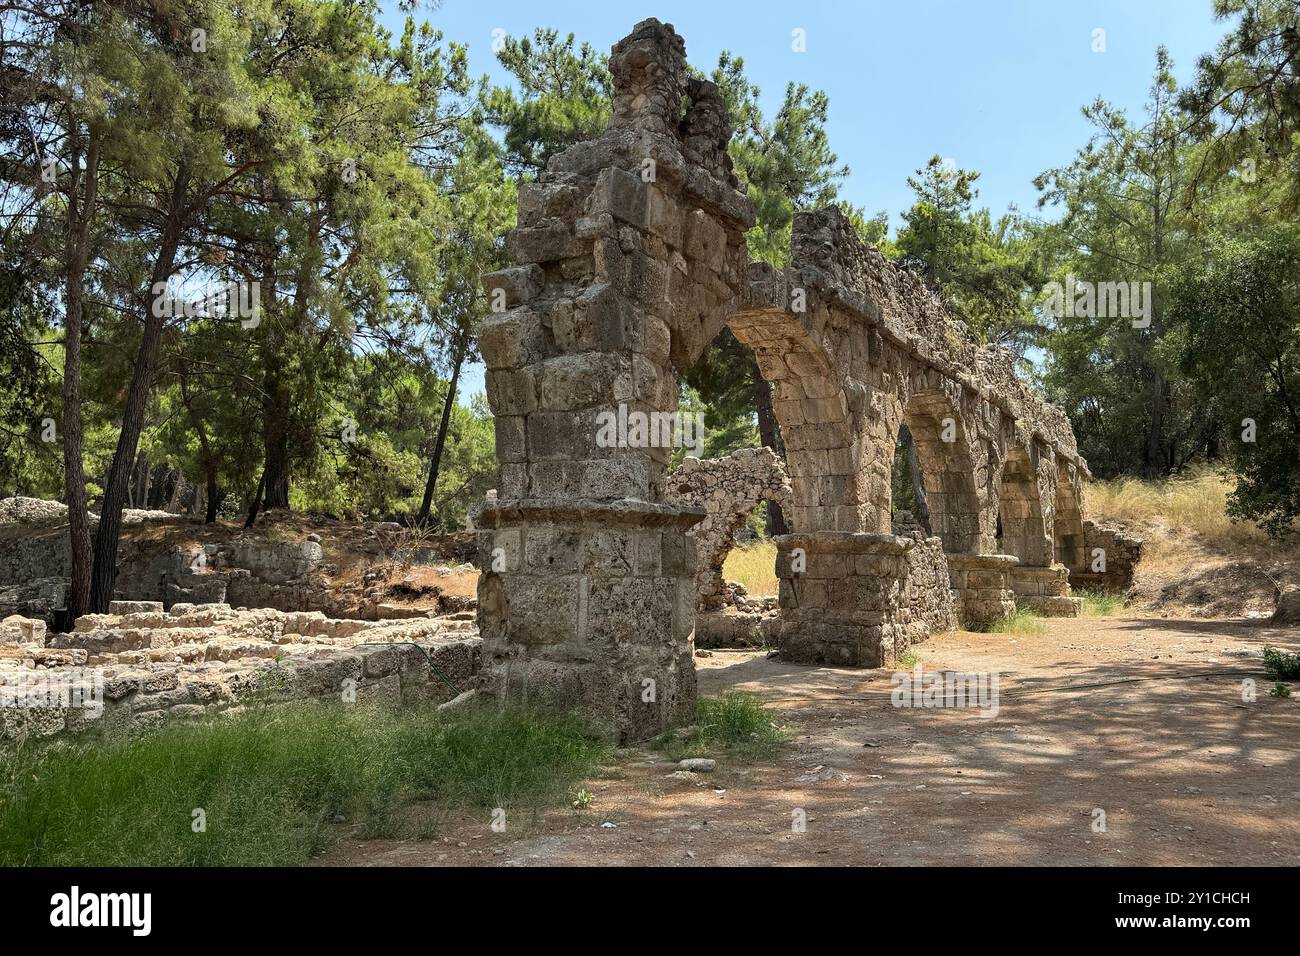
0 504 475 625
0 602 479 743
1068 520 1144 594
0 496 176 527
1272 585 1300 626
0 502 485 745
655 449 790 649
664 446 792 609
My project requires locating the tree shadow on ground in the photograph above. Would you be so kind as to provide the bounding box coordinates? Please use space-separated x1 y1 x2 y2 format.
689 617 1299 865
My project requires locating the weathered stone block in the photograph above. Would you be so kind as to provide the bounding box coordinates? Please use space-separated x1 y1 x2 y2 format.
593 167 649 228
493 416 527 465
485 368 538 416
582 529 635 576
527 410 593 461
537 355 621 411
478 307 543 370
506 576 581 645
482 264 544 309
524 528 582 574
506 221 577 264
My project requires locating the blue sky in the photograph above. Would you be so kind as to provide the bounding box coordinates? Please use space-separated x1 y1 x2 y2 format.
381 0 1233 399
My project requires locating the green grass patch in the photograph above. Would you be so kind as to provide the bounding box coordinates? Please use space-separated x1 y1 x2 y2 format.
1263 645 1300 681
977 607 1047 635
0 702 609 867
1077 591 1124 616
896 651 921 669
655 691 785 761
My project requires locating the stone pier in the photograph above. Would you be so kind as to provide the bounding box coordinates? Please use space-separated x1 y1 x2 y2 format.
475 19 754 740
946 553 1018 628
474 500 701 741
1010 564 1083 617
774 532 956 667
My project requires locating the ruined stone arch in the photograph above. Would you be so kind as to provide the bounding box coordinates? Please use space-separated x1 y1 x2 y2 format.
723 279 876 535
664 447 792 609
476 18 1098 738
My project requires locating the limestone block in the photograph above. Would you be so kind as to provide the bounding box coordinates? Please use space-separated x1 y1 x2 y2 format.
478 307 543 370
482 264 544 309
506 220 577 264
0 614 45 646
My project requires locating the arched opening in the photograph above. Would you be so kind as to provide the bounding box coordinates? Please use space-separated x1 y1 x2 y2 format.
996 443 1052 566
664 447 791 609
891 391 982 553
726 299 874 533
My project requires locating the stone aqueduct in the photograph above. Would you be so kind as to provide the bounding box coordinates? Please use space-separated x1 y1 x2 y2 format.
475 19 1104 739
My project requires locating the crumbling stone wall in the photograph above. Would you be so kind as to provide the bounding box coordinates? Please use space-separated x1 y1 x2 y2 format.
0 577 69 624
0 507 453 624
664 446 792 609
1069 520 1144 593
0 496 175 527
0 501 184 622
0 525 334 623
477 19 752 505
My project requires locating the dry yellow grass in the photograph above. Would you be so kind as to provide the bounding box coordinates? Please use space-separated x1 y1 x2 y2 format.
1084 468 1270 548
722 540 779 596
1084 468 1297 616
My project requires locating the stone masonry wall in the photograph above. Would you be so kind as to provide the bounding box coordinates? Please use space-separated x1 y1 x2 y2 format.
0 507 450 624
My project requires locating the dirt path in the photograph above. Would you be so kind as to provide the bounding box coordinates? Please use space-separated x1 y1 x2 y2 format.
319 616 1300 866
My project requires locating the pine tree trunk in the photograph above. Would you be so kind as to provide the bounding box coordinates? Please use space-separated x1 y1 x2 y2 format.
901 424 931 531
89 163 190 612
61 128 99 622
181 377 220 524
205 470 220 524
258 209 320 512
245 469 267 529
417 333 466 526
262 405 291 510
134 453 152 509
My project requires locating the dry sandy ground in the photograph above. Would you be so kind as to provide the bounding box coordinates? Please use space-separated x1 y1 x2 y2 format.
319 615 1300 867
